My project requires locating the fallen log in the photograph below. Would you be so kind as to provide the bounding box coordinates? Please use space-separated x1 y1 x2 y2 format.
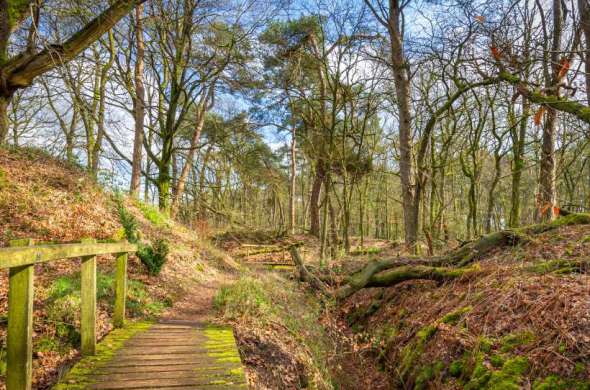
289 246 330 296
334 213 590 299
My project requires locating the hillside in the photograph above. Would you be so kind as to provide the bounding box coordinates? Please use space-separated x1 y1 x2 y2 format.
0 147 238 389
334 225 590 388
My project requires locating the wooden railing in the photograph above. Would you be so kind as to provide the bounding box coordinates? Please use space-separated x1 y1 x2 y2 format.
0 239 137 390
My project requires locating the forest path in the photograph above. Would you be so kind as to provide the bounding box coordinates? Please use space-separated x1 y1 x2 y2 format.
84 321 246 389
56 280 247 389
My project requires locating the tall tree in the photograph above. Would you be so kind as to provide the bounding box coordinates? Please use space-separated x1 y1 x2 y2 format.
0 0 146 144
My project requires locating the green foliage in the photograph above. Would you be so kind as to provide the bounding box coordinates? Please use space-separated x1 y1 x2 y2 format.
466 356 529 390
44 272 168 351
114 195 169 275
441 306 472 325
490 354 505 368
350 247 382 256
533 375 590 390
213 275 334 388
449 360 464 377
417 325 438 342
35 336 61 353
137 201 169 227
137 239 169 276
500 331 535 352
114 194 139 243
213 277 272 319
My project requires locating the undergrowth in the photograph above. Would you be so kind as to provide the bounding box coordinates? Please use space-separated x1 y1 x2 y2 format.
40 271 171 352
114 194 169 275
214 275 336 389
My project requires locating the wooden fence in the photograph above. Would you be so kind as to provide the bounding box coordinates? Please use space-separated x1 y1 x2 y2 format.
0 239 137 390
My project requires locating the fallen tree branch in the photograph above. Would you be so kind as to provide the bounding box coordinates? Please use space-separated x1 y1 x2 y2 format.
289 246 330 296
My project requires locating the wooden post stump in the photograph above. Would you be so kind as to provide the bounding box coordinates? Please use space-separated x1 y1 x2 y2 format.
6 239 35 390
113 252 128 328
80 239 97 356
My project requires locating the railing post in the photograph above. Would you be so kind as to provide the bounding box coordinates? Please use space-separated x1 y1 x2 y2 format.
6 239 35 390
113 252 128 328
80 238 97 356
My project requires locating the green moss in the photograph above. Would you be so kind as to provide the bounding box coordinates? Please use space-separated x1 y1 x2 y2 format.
415 365 435 389
417 325 437 343
54 322 152 389
441 306 472 325
466 359 492 390
533 375 590 390
490 354 505 368
203 326 245 378
478 336 494 353
466 356 528 390
449 360 464 377
350 247 382 256
500 331 535 352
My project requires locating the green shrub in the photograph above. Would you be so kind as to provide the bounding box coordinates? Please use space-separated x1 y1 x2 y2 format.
115 194 139 243
137 239 169 275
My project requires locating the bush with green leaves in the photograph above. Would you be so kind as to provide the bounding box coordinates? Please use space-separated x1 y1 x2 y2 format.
137 239 169 275
114 194 139 244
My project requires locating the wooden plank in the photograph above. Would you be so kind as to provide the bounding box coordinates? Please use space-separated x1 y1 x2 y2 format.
90 377 245 389
81 239 97 356
0 241 136 269
6 239 35 390
113 252 127 328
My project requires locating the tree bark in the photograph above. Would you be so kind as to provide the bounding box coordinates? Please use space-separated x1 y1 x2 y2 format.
0 96 8 144
385 2 419 250
1 0 146 92
289 124 296 235
130 3 145 197
538 0 562 222
509 97 529 228
309 163 324 237
171 100 207 216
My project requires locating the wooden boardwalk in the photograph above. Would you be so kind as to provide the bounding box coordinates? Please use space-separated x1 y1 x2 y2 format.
56 321 247 389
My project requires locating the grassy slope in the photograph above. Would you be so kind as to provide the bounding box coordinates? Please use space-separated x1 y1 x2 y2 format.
0 147 236 389
340 226 590 389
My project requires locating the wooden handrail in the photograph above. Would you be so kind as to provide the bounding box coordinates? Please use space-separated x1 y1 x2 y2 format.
2 239 137 390
0 241 136 268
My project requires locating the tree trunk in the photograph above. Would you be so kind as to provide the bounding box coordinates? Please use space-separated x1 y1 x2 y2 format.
485 154 502 233
539 108 557 221
289 125 296 235
384 4 419 249
538 0 563 222
309 163 324 237
0 96 9 145
130 4 145 197
171 101 207 216
157 167 172 214
509 97 528 228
